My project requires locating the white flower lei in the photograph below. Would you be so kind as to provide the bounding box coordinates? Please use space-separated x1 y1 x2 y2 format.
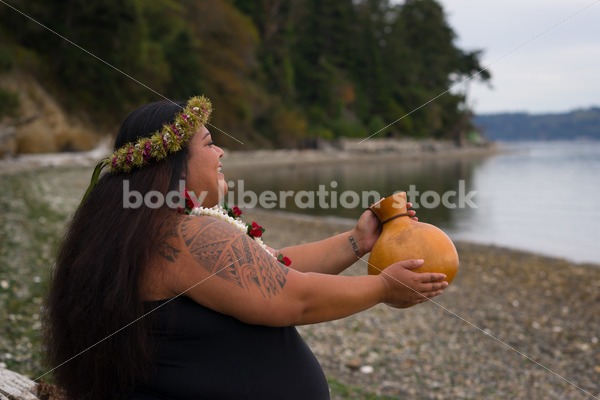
189 205 276 259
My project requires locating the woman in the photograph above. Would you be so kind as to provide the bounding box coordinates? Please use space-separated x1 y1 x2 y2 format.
43 96 449 400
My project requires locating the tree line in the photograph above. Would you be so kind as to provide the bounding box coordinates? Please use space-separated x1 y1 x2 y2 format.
0 0 490 149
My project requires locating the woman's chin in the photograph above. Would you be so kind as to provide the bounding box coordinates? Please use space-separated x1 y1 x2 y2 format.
218 182 228 200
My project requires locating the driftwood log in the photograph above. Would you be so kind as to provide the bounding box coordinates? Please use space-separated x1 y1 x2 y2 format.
0 367 65 400
0 366 38 400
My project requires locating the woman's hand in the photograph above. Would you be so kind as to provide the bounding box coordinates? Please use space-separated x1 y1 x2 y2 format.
350 208 382 257
351 201 418 257
407 202 418 221
378 259 448 308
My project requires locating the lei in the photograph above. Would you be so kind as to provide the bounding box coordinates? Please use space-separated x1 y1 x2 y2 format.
105 96 212 174
78 96 212 210
183 190 291 266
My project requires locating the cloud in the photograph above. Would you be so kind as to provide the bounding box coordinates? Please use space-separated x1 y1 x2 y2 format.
438 0 600 113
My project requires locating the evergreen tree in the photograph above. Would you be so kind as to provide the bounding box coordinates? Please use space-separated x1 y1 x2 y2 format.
0 0 490 146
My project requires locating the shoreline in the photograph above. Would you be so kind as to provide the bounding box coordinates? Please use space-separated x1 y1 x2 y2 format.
223 142 504 169
0 146 593 267
0 139 505 175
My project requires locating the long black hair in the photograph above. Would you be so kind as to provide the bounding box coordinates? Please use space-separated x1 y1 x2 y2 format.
43 100 189 399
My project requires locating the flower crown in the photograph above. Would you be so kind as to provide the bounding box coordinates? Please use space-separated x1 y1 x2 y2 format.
105 95 213 173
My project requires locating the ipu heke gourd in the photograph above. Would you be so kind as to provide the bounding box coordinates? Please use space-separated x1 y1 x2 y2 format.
368 192 459 284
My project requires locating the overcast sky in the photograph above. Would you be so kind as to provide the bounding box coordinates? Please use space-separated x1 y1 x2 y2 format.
436 0 600 114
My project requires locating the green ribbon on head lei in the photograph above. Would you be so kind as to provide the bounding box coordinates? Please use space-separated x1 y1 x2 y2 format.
78 95 213 211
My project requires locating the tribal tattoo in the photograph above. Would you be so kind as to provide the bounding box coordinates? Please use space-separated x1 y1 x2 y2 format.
180 217 288 297
156 223 181 262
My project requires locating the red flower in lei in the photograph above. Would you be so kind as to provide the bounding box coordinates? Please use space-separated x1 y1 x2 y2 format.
278 255 292 267
183 189 200 211
213 201 291 266
248 221 264 238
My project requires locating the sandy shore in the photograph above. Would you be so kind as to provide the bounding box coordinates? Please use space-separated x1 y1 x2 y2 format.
243 208 600 400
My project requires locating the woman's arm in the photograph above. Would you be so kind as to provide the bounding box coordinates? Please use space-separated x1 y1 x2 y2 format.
272 229 365 275
159 215 446 327
275 205 416 275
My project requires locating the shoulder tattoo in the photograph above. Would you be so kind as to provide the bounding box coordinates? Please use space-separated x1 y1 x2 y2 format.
156 223 181 262
180 217 288 297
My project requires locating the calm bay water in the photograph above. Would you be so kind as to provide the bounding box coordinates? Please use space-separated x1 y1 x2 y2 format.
2 141 596 265
225 141 600 264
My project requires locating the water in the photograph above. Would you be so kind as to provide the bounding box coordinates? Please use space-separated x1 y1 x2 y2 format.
448 141 600 264
224 141 600 264
2 141 597 264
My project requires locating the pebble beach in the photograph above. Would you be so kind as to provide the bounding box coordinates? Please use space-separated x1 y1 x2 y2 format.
1 146 599 399
243 208 600 400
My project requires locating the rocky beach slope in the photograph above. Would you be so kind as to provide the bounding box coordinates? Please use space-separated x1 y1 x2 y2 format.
242 209 600 399
0 147 599 400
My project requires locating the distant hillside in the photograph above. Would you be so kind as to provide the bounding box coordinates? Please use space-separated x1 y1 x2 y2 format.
474 108 600 141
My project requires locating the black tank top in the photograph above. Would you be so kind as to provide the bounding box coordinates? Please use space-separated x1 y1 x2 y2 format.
131 296 330 399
